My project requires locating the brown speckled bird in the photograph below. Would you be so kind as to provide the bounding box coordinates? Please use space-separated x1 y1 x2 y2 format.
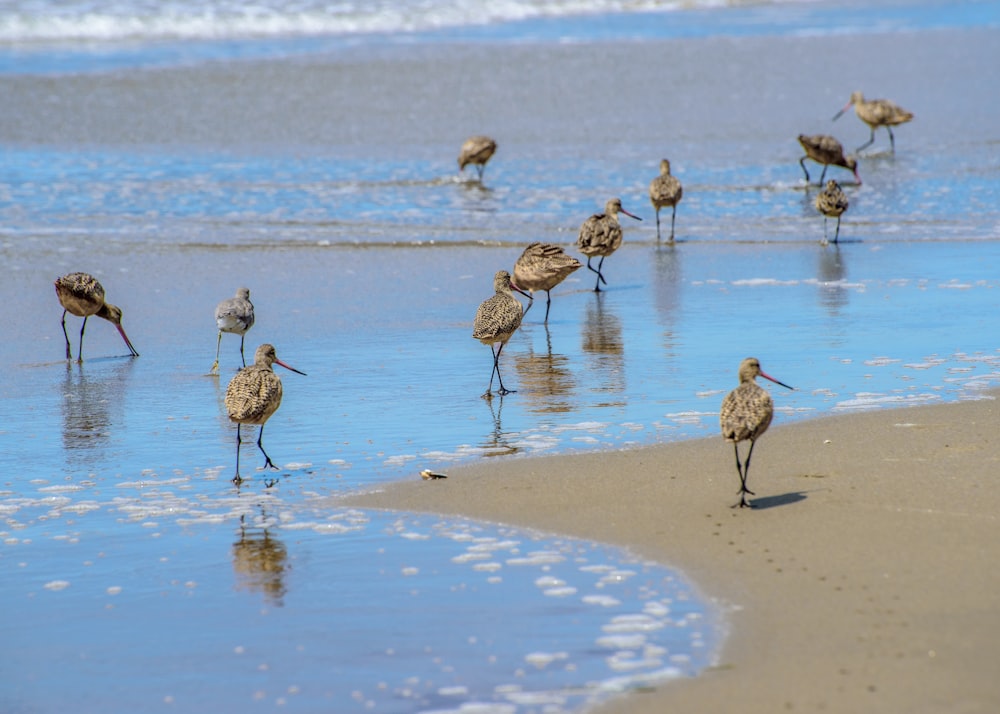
512 242 582 322
833 91 913 153
212 287 255 374
576 198 642 291
815 179 849 244
54 272 139 362
798 134 861 186
472 270 528 398
225 343 306 485
457 135 497 181
649 158 683 241
720 357 794 508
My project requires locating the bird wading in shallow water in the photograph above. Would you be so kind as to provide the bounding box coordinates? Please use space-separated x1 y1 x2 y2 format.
457 135 497 181
212 287 255 374
797 134 861 186
225 343 306 485
815 179 849 244
512 242 582 322
649 158 683 242
472 270 529 398
576 198 642 291
833 91 913 154
719 357 795 508
54 272 139 362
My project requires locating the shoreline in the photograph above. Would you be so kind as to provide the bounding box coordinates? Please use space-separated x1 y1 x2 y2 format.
344 394 1000 712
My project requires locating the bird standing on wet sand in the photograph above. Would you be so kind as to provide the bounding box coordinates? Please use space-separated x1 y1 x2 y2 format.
720 357 795 508
472 270 528 398
225 343 306 485
211 287 255 374
833 91 913 154
649 158 683 242
798 134 861 186
458 135 497 181
815 179 849 244
54 272 139 362
512 242 582 322
576 198 642 292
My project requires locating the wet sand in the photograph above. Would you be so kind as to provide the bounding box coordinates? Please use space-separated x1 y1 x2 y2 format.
346 394 1000 713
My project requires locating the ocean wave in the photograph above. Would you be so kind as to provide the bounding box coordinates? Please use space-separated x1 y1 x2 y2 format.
0 0 798 44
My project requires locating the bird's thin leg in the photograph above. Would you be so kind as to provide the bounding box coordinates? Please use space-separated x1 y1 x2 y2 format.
77 316 88 363
61 309 73 360
233 423 244 484
543 290 552 322
585 256 602 292
239 333 247 367
799 156 811 183
595 256 607 291
476 165 485 181
483 344 499 397
655 208 662 241
257 425 278 470
738 440 759 508
887 127 896 153
670 206 677 241
823 216 829 242
818 164 828 184
856 129 876 153
211 331 223 374
522 292 535 318
731 442 748 508
833 215 841 244
495 342 515 396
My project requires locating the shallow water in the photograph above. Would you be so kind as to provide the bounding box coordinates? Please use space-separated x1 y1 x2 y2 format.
2 1 1000 711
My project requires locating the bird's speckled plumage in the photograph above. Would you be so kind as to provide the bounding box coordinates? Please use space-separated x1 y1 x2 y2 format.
835 91 913 153
458 135 497 180
576 198 641 291
815 179 849 244
648 159 683 241
512 242 581 321
212 287 255 373
54 271 139 361
720 357 793 508
798 134 861 186
473 270 525 397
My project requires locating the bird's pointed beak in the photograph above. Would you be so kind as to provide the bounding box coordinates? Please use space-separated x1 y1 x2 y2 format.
760 371 794 391
117 325 139 357
511 281 531 299
621 208 642 221
832 101 851 121
274 358 307 376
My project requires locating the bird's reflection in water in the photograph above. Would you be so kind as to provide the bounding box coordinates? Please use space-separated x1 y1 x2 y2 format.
581 293 625 402
478 394 519 458
232 508 289 607
817 243 849 316
653 243 682 361
60 359 134 462
514 324 577 414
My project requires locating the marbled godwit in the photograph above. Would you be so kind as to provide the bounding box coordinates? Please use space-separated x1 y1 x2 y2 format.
720 357 794 508
458 135 497 181
815 179 849 244
472 270 528 398
211 287 255 374
576 198 642 292
512 242 582 321
649 159 683 241
54 272 139 362
797 134 861 186
225 343 306 485
833 91 913 153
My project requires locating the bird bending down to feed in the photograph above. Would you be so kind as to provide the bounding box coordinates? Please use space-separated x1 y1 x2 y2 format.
720 357 795 508
833 91 913 153
797 134 861 186
472 270 528 398
225 343 306 485
815 180 849 244
576 198 642 291
458 135 497 181
54 272 139 362
649 158 683 241
512 242 582 321
211 287 255 374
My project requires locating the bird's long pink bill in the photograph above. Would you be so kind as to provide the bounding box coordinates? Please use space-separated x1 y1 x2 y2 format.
760 371 794 391
621 209 642 221
832 102 851 121
274 358 307 376
510 282 531 299
117 325 140 357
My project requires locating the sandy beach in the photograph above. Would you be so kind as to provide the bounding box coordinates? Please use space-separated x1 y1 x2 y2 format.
346 393 1000 713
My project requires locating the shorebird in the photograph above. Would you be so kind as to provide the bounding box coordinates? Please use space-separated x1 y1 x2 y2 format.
833 91 914 153
458 135 497 181
798 134 861 186
54 272 139 362
720 357 794 508
512 242 582 321
472 270 528 398
211 287 255 374
225 343 306 485
815 179 849 244
649 158 683 241
576 198 642 291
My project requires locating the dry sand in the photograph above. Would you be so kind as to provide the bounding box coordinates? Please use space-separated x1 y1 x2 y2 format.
345 395 1000 713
